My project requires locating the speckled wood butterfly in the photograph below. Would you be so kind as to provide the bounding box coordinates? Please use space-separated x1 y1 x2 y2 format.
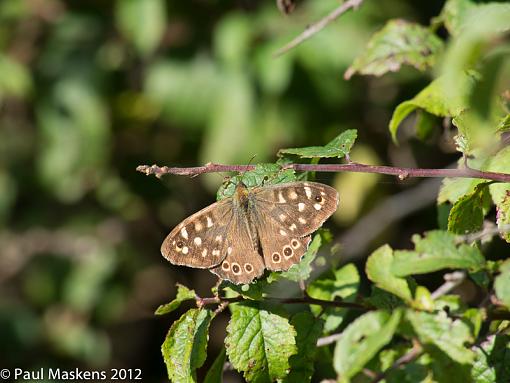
161 181 339 284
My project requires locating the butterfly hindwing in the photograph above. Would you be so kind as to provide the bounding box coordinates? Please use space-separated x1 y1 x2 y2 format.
252 181 338 271
209 212 265 284
160 199 234 268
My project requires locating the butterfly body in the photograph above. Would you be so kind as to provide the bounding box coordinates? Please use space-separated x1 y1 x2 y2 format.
161 181 339 284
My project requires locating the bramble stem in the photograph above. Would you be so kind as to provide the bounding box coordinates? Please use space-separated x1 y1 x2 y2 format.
274 0 364 57
196 294 368 310
136 162 510 183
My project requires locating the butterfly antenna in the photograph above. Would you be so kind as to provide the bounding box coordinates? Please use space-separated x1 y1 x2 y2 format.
240 154 257 185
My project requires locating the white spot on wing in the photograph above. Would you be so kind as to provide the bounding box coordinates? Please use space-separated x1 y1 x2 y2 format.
298 202 305 212
206 216 213 228
182 246 189 254
202 248 207 257
279 229 287 236
289 224 297 231
279 214 286 222
304 187 312 199
181 227 188 239
278 191 286 203
289 191 298 200
215 235 222 242
195 222 202 231
194 237 202 246
212 249 220 256
299 217 306 224
314 203 322 210
227 247 233 255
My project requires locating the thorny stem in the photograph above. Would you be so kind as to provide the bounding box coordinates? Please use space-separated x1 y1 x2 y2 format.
274 0 364 57
136 162 510 183
196 294 369 310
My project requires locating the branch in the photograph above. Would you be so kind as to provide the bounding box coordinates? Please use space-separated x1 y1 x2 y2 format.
317 332 342 347
136 162 510 183
431 271 467 299
196 294 369 310
274 0 364 57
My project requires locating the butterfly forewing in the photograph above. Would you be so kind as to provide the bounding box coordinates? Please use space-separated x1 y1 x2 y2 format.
161 198 234 268
253 182 339 236
251 182 338 271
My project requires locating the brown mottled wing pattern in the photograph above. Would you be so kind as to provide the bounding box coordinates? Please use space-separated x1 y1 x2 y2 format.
252 182 339 271
161 198 234 268
209 211 265 284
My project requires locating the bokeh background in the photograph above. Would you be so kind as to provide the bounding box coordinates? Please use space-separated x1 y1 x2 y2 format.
0 0 461 381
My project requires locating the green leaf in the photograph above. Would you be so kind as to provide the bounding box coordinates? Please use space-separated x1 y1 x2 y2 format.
447 182 491 234
413 286 434 312
155 284 196 315
471 334 510 383
278 129 357 159
406 310 474 364
162 309 212 383
283 312 323 383
37 77 110 203
366 287 406 310
344 20 443 80
462 308 483 339
389 73 474 142
494 260 510 309
497 114 510 133
370 345 431 382
221 279 268 300
434 295 465 314
204 347 226 383
273 232 322 282
391 231 485 276
225 303 297 383
439 3 510 121
115 0 166 57
333 309 402 379
487 146 510 224
145 59 222 128
0 53 32 100
307 263 360 333
497 193 510 243
451 107 504 155
366 245 414 303
436 0 476 37
438 178 484 205
415 111 438 141
214 13 251 69
217 163 296 200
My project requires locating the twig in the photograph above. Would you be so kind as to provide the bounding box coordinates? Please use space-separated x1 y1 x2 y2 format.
457 222 510 243
196 294 369 310
274 0 364 57
431 271 467 299
136 162 510 183
317 332 343 347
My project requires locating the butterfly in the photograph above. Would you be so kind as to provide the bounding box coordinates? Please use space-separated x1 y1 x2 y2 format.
161 181 339 284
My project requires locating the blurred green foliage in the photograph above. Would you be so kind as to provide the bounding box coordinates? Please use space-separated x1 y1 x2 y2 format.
1 0 509 382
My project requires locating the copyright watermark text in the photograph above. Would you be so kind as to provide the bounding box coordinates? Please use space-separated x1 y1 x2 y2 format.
0 368 142 381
